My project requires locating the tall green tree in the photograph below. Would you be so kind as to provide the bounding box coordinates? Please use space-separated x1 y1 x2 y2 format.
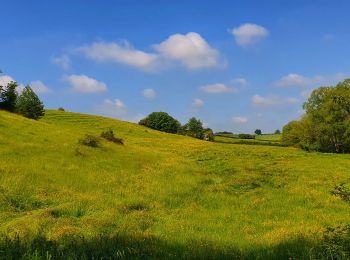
283 79 350 153
183 117 204 139
16 86 45 119
0 81 18 112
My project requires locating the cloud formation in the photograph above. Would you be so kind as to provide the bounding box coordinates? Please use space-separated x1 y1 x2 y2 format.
252 94 298 106
232 116 248 124
0 75 15 86
52 55 71 70
230 23 269 46
95 99 127 117
273 73 349 87
142 88 156 99
64 74 107 93
154 32 220 69
30 80 51 93
199 83 236 94
192 98 204 109
76 32 221 71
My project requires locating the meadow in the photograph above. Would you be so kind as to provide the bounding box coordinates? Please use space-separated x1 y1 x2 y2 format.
0 110 349 259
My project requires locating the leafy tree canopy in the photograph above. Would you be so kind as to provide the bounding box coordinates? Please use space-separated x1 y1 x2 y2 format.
139 112 180 133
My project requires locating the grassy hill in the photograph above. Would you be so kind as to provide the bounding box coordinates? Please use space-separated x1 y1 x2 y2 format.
0 110 349 259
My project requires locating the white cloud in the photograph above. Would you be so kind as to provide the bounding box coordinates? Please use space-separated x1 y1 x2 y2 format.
199 83 236 94
95 99 127 117
192 98 204 109
252 94 298 106
0 75 24 92
30 80 51 93
76 32 221 71
273 73 349 87
230 23 269 46
231 78 248 87
64 74 107 93
76 42 158 71
154 32 220 69
52 55 71 70
142 88 156 99
0 75 15 86
232 116 248 124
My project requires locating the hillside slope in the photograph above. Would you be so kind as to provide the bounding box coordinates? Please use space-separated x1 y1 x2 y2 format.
0 110 349 258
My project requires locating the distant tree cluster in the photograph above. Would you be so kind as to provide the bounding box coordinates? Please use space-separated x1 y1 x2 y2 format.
0 81 44 119
282 79 350 153
139 112 214 141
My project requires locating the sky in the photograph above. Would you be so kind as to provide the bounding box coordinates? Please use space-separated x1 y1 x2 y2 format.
1 0 350 133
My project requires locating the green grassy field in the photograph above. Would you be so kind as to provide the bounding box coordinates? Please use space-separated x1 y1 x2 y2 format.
214 133 283 146
0 110 349 259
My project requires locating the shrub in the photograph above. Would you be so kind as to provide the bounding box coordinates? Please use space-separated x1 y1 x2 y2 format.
139 112 180 133
58 107 65 111
203 128 214 141
101 130 124 145
238 134 255 139
79 135 100 147
15 86 44 119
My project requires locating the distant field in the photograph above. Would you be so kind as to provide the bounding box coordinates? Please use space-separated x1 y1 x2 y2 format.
0 110 349 259
214 133 283 147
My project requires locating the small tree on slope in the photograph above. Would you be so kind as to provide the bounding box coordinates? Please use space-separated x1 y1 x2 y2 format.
16 86 45 119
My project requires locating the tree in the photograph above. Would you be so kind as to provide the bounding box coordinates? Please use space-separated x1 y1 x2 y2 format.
203 128 214 141
254 129 262 135
182 117 204 139
274 129 281 134
283 79 350 153
16 86 45 119
0 81 18 112
138 112 180 133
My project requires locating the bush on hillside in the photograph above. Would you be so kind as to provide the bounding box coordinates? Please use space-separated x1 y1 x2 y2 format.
139 112 180 134
79 135 101 148
238 134 255 139
58 107 65 111
254 129 262 135
0 81 18 112
101 130 124 145
181 117 205 139
283 79 350 153
15 86 45 120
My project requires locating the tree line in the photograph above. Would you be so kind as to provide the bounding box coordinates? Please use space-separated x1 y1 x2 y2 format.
0 81 45 119
283 79 350 153
138 112 214 141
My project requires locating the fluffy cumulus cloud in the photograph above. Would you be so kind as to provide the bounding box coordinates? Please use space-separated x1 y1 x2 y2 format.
142 88 156 99
0 75 15 86
232 116 248 124
64 74 107 93
252 94 298 106
154 32 220 69
76 32 221 71
95 99 127 117
30 80 51 93
52 55 71 70
192 98 204 109
273 73 349 87
199 83 236 94
76 42 158 71
230 23 269 46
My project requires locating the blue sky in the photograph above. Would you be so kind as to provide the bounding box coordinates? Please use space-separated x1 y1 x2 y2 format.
1 0 350 133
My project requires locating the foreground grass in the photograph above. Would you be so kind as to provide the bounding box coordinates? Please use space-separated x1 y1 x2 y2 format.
0 110 349 259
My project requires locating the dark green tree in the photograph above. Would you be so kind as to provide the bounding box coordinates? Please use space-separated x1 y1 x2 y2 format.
183 117 204 139
16 86 45 119
0 81 18 112
274 129 281 134
254 129 262 135
138 112 180 133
